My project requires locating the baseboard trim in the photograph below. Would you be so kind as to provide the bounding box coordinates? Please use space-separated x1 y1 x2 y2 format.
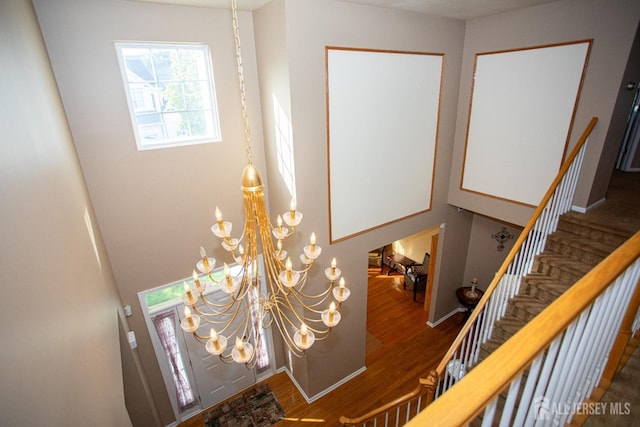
572 197 605 213
427 308 465 328
277 365 367 403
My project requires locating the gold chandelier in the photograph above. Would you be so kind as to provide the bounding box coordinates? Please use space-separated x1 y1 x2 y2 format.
179 0 350 367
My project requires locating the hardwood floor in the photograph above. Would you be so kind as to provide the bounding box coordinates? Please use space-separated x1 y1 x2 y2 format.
179 266 463 427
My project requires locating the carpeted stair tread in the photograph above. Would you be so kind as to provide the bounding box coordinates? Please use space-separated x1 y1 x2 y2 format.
478 338 504 363
531 282 571 303
546 230 618 262
533 253 593 282
521 274 572 303
492 316 527 342
521 272 569 289
506 295 548 321
558 212 633 246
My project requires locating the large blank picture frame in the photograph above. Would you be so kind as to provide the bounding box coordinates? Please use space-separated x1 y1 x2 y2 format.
461 40 591 206
326 47 443 242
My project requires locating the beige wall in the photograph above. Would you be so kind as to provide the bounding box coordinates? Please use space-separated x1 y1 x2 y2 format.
253 0 291 368
33 0 267 424
254 0 466 398
0 0 130 425
429 208 474 321
602 26 640 174
448 0 640 225
463 216 522 290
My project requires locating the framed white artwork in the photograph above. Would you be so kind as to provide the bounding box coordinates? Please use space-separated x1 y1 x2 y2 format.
326 47 443 242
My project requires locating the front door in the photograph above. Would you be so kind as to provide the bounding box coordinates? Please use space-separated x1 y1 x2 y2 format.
178 292 256 410
141 257 275 420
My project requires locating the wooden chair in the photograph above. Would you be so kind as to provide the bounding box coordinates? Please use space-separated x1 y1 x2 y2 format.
404 253 429 301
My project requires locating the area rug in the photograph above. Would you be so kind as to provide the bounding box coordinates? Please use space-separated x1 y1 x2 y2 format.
204 383 285 427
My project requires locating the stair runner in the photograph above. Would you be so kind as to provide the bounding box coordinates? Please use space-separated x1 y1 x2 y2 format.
478 210 634 363
467 212 635 426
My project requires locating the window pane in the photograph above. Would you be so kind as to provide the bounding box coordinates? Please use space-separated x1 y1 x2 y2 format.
162 82 185 111
145 269 226 309
152 49 177 82
116 42 221 150
187 111 208 137
183 81 204 109
178 49 203 80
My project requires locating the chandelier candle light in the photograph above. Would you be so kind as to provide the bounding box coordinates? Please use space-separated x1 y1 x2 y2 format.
179 0 350 367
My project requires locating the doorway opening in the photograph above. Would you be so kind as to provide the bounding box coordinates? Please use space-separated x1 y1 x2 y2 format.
365 226 439 364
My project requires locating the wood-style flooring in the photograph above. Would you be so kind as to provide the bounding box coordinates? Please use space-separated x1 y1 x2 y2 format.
179 266 463 427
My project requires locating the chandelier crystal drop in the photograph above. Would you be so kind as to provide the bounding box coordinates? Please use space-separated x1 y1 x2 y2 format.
179 0 350 367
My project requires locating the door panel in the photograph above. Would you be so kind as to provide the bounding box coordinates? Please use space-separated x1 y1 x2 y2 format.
181 323 255 409
142 256 275 420
178 289 256 410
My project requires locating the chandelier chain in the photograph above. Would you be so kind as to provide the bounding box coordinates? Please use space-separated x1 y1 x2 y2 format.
231 0 253 165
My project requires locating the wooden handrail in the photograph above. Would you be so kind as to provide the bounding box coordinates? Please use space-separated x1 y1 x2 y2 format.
408 231 640 426
339 371 438 425
434 116 598 376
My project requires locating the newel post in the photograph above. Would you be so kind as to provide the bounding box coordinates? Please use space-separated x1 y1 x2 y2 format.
420 370 440 407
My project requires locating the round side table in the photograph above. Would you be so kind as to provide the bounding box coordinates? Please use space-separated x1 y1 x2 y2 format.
456 286 483 321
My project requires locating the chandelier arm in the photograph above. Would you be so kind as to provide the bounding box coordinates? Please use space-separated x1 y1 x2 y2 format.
207 296 249 338
197 284 250 312
218 353 238 364
261 310 275 329
205 273 221 285
286 285 335 311
288 280 334 300
197 293 237 310
273 294 331 336
192 302 238 325
272 305 308 356
270 313 304 358
191 304 226 320
308 333 333 342
229 272 252 302
298 262 315 274
240 289 256 339
270 294 331 336
191 331 211 344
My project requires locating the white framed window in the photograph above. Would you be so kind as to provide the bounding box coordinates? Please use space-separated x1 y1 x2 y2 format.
115 42 221 150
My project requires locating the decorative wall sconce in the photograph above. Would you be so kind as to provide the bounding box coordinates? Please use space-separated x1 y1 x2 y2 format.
492 227 514 251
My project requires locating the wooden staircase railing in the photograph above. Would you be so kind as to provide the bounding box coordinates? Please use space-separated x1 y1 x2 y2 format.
407 231 640 426
339 117 598 426
434 117 599 400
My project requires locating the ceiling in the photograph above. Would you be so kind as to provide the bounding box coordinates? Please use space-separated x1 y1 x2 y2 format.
136 0 560 20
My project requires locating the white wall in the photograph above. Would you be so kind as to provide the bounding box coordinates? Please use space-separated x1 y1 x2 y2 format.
0 1 130 425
